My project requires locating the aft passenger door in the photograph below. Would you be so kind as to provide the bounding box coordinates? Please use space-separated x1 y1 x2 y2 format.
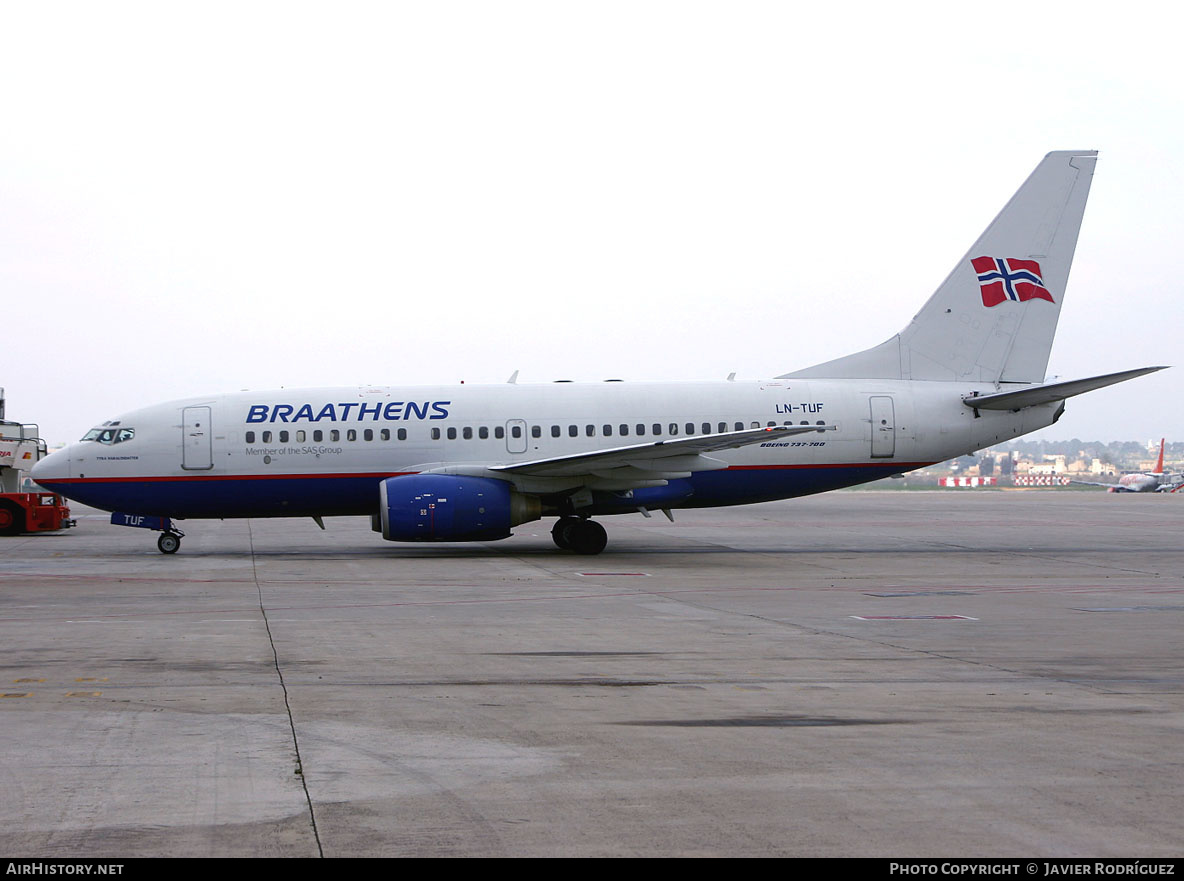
869 396 895 458
182 406 213 470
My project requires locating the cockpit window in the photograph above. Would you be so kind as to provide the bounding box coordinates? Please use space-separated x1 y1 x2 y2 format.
81 427 135 445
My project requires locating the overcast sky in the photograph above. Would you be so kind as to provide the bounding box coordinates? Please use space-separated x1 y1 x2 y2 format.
2 1 1180 447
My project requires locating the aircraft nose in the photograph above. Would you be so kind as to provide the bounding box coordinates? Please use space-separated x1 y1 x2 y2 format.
31 446 71 486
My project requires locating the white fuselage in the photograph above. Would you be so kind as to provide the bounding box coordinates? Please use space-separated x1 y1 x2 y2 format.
32 378 1061 521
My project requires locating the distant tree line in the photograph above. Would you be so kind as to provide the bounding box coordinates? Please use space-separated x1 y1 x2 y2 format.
986 439 1180 469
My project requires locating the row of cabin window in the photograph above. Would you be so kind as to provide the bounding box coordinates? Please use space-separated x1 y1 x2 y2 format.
245 420 826 445
246 428 408 444
438 421 826 440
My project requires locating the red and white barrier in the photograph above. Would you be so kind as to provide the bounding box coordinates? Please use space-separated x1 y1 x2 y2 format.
1012 474 1071 486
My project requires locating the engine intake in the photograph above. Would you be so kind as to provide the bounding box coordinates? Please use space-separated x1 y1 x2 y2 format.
379 474 540 542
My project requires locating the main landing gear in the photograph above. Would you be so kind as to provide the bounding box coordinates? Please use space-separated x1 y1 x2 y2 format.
551 517 608 555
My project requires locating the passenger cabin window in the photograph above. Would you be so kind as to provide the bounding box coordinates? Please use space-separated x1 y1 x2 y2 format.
552 425 561 438
245 431 255 443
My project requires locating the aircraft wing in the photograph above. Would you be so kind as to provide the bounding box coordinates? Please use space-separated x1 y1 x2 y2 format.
962 366 1167 411
488 425 835 485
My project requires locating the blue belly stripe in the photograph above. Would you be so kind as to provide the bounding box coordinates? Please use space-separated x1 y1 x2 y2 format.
38 462 931 520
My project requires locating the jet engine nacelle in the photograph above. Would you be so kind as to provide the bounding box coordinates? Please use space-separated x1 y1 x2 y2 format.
379 474 540 542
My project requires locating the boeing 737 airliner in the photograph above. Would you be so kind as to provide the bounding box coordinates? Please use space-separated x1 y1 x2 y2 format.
31 151 1166 554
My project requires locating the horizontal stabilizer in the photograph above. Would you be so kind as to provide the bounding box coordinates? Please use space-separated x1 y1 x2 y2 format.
962 366 1167 411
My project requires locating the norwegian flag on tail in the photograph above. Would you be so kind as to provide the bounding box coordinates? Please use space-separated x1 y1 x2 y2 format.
972 256 1055 307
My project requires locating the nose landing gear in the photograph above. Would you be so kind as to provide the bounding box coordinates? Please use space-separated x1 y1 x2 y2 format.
109 513 185 554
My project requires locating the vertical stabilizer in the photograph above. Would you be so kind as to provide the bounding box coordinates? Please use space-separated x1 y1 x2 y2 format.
1155 438 1165 475
782 151 1097 383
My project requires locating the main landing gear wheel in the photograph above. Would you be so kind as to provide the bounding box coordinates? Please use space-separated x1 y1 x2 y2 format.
552 518 607 555
157 532 182 554
551 517 578 550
